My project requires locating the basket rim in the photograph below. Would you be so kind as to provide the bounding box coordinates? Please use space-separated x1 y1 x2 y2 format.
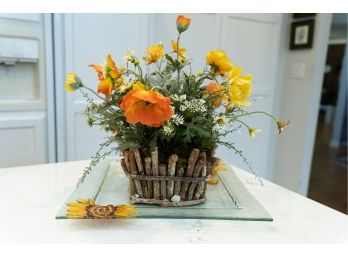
123 169 210 182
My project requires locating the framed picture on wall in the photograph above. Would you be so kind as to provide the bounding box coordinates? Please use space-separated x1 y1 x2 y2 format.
293 13 316 19
289 19 315 50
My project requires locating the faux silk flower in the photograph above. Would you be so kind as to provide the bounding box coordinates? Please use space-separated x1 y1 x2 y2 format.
171 40 186 60
276 120 290 134
205 82 224 108
64 72 82 92
176 15 191 33
206 50 233 76
223 66 253 108
90 54 123 97
143 44 165 64
120 82 173 127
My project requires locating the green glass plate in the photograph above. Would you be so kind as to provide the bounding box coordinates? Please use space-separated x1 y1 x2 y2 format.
56 157 272 221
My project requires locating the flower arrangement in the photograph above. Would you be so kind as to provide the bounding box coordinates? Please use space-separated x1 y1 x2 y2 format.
65 15 288 205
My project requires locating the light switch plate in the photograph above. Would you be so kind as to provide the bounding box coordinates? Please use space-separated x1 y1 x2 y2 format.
290 62 306 79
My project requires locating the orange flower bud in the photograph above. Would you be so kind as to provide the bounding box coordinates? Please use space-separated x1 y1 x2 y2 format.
205 82 224 108
176 15 191 33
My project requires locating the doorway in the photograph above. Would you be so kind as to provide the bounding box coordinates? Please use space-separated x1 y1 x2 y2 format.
307 14 347 214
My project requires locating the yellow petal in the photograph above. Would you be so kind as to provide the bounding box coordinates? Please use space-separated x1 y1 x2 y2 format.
67 206 86 211
67 211 87 216
77 198 89 204
115 205 136 218
67 202 89 208
66 214 86 218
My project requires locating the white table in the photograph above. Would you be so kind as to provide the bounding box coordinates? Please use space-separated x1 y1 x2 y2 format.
0 160 347 243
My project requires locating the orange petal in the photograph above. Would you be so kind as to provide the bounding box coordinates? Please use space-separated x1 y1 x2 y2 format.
89 64 104 81
97 77 113 97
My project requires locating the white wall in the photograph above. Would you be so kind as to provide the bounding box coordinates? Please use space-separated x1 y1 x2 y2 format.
272 14 332 195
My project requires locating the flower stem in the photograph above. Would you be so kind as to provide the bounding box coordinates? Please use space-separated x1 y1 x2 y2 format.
124 68 142 80
232 111 279 122
176 32 181 88
137 65 143 79
81 86 105 101
234 119 252 131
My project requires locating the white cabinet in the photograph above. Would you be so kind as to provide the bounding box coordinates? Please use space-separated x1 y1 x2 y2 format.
0 112 47 168
0 14 49 168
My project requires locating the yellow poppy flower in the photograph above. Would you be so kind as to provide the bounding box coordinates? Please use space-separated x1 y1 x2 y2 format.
143 43 165 64
206 50 233 76
171 40 186 60
222 66 252 108
64 72 82 92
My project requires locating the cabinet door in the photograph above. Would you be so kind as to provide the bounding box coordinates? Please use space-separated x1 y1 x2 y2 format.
217 14 284 179
63 14 149 161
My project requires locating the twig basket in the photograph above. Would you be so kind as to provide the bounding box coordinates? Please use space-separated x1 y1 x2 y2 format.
121 147 219 206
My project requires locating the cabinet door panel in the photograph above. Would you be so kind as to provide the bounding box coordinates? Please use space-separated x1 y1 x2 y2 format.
217 14 283 179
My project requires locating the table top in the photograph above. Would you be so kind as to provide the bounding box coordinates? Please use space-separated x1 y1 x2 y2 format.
0 160 347 243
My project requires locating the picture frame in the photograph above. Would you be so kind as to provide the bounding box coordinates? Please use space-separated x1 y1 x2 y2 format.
289 19 315 50
293 13 316 19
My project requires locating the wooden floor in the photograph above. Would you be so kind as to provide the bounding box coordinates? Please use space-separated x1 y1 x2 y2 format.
308 113 347 214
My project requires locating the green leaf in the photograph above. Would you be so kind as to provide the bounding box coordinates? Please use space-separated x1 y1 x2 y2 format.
165 54 176 66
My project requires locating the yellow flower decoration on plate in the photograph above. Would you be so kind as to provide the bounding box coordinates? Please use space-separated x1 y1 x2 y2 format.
66 198 136 219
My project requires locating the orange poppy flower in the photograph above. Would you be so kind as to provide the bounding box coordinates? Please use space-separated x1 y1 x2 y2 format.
89 54 123 98
205 82 224 108
120 82 173 127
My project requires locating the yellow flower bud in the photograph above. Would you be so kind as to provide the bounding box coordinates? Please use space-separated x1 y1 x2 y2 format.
64 72 82 92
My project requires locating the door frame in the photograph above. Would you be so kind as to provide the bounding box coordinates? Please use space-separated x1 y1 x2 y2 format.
43 13 57 163
52 13 68 162
298 14 333 195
